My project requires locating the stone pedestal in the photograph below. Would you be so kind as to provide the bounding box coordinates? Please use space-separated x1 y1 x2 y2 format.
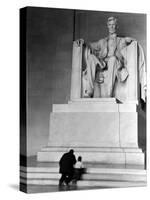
37 98 145 166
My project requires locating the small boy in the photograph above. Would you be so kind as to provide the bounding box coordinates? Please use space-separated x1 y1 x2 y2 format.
73 156 84 183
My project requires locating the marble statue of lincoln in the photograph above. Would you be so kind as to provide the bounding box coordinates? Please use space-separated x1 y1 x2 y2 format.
78 16 135 98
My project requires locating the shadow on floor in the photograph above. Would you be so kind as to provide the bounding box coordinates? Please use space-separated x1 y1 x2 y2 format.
26 184 107 194
9 184 19 191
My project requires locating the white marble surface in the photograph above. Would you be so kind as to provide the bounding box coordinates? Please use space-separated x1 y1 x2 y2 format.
38 101 145 166
70 41 82 100
52 103 119 112
115 41 138 102
52 100 139 113
48 112 120 147
119 112 138 147
37 148 144 165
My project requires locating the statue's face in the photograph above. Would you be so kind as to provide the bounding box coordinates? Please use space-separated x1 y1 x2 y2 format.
107 20 117 34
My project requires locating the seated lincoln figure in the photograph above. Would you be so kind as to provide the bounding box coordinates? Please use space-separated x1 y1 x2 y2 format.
77 17 135 98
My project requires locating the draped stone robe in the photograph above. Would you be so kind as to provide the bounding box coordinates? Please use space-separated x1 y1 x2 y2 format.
82 36 146 102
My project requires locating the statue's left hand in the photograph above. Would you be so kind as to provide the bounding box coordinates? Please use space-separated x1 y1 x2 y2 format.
125 37 136 44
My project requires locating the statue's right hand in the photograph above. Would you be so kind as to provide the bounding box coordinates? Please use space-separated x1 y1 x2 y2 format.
76 38 84 46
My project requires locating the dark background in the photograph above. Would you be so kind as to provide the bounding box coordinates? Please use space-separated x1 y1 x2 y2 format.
75 10 146 54
22 7 146 156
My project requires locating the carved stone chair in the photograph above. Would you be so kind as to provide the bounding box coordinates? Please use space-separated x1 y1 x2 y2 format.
70 40 146 104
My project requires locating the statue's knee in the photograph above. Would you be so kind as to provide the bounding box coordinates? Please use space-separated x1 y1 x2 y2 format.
107 56 117 68
109 56 116 62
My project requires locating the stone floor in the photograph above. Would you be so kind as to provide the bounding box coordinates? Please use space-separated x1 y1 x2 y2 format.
20 183 109 194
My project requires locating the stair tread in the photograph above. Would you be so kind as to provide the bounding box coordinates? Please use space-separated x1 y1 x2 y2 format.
20 178 146 188
20 166 146 175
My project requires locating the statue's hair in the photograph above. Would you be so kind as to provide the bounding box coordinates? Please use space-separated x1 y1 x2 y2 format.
107 16 118 26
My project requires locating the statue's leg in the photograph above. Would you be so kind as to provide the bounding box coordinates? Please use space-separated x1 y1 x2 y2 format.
85 54 100 98
93 80 101 98
102 56 118 97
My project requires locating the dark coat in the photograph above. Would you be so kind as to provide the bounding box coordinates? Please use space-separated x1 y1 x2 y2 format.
59 152 76 174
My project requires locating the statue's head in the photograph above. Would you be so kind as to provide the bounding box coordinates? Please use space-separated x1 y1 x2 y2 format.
107 16 118 34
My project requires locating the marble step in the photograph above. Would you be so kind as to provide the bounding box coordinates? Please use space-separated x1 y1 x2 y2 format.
20 166 146 175
52 99 139 113
77 180 146 188
40 146 142 153
20 178 146 188
37 148 144 165
20 171 146 182
69 98 117 103
20 165 146 186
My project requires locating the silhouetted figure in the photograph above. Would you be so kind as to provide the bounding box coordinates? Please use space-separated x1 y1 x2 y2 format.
59 149 76 186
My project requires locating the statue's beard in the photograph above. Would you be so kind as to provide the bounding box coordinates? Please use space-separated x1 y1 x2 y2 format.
108 29 116 34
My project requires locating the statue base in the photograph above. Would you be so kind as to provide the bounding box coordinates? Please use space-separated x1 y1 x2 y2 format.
37 98 145 166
